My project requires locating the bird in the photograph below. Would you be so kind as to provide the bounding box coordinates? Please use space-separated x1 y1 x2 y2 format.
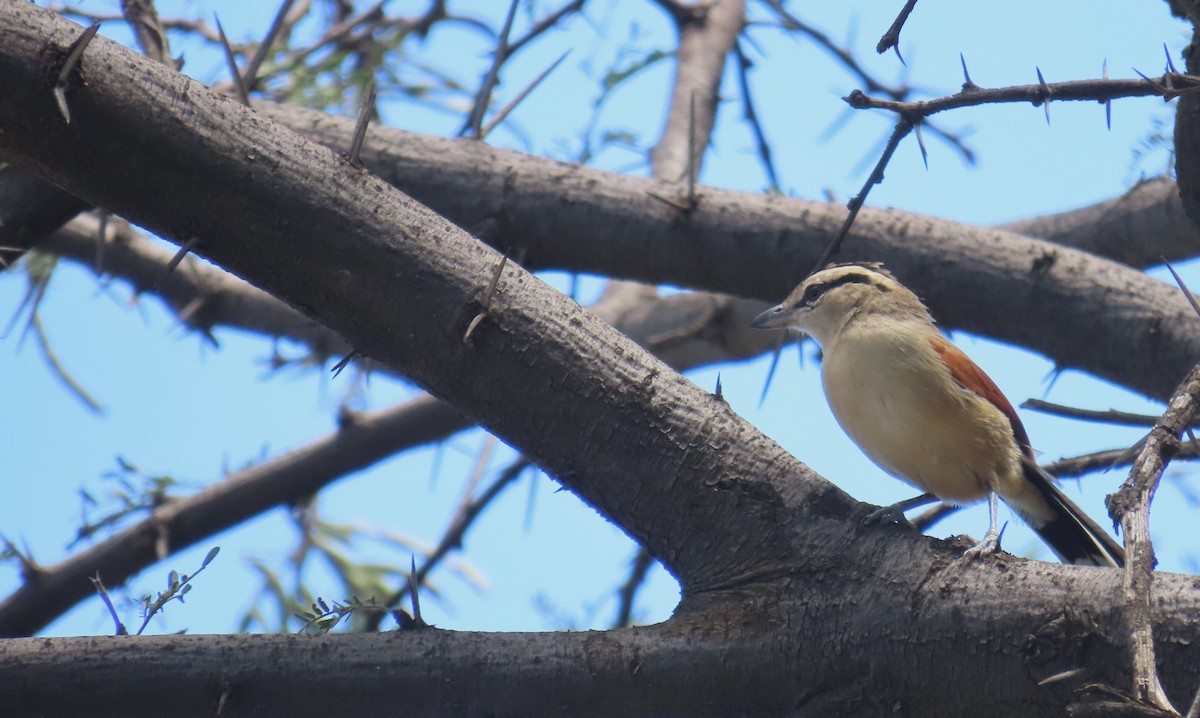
751 262 1125 568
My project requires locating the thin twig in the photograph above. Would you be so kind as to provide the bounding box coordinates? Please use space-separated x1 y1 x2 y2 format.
255 0 386 85
844 74 1191 119
364 457 530 631
612 547 655 629
910 438 1200 533
480 50 570 140
732 41 780 192
876 0 918 61
460 0 520 139
506 0 585 57
1022 398 1183 429
242 0 300 92
810 118 913 272
1044 443 1200 478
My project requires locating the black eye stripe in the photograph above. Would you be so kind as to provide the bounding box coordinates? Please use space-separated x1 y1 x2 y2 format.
792 272 887 308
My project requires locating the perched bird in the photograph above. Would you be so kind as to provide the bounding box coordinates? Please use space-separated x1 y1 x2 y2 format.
751 262 1124 568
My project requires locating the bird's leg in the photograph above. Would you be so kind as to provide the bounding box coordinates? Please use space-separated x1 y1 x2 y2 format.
863 492 938 525
963 489 1002 558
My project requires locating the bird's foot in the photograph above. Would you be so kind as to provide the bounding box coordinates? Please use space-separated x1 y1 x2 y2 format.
862 493 937 526
862 503 911 526
962 528 1002 560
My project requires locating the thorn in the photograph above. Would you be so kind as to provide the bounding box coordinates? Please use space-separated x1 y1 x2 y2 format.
1164 42 1178 74
481 50 571 140
913 120 928 170
241 0 300 92
1134 67 1180 102
1102 60 1111 130
54 20 102 125
215 15 249 107
1035 67 1050 125
463 256 508 344
407 554 426 628
713 373 724 400
1038 668 1088 686
1132 67 1168 94
758 334 787 408
1163 257 1200 320
348 79 376 167
646 190 691 212
154 236 202 290
959 53 977 91
330 350 361 378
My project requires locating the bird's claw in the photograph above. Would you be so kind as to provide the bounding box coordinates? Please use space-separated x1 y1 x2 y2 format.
962 529 1001 560
862 504 911 526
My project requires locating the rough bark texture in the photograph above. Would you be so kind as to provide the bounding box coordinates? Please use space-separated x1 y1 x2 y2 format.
262 101 1200 402
999 176 1198 267
2 4 1198 718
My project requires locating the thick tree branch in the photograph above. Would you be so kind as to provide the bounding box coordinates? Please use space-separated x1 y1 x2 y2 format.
650 0 744 184
10 103 1198 402
259 102 1200 402
0 2 817 595
0 166 89 268
13 110 1199 406
2 553 1199 716
0 395 470 637
999 176 1198 268
41 214 350 354
2 10 1199 715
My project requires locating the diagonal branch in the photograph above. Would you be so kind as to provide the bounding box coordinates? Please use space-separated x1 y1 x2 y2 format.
1106 363 1200 714
0 395 470 637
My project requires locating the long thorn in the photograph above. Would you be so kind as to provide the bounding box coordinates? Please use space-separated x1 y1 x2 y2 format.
481 50 570 140
215 15 249 106
54 21 102 124
349 79 377 166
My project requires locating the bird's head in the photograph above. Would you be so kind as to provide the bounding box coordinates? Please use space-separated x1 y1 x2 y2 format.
750 262 930 345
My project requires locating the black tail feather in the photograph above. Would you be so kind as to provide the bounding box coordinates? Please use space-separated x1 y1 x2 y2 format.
1019 460 1125 568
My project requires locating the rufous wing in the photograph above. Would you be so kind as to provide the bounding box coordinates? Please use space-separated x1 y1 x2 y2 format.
927 335 1034 458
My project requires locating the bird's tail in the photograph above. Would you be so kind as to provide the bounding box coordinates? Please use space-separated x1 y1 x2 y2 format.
1018 459 1125 568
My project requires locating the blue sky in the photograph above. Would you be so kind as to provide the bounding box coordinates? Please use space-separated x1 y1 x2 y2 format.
1 1 1194 636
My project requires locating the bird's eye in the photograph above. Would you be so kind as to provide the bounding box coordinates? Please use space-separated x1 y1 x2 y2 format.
801 284 824 305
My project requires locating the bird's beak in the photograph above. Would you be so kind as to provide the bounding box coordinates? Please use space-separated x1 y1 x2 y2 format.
751 303 790 330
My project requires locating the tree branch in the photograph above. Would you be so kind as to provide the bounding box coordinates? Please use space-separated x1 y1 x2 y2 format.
254 101 1200 402
10 95 1199 402
0 0 821 597
999 176 1198 268
1107 363 1200 713
0 395 471 637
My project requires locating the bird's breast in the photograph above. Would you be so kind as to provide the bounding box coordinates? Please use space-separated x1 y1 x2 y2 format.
819 326 1019 503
